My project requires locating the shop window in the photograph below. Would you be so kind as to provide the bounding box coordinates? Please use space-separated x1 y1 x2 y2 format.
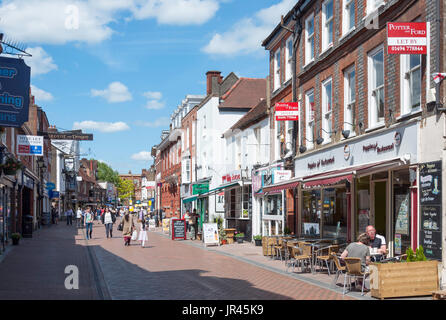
322 188 348 239
264 194 282 216
302 189 321 237
372 171 388 180
393 170 411 255
241 185 252 219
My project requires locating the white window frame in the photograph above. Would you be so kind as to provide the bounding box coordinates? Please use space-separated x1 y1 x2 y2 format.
275 121 281 160
192 120 196 146
344 66 356 137
236 136 242 169
186 126 190 149
400 54 422 115
305 13 315 65
368 45 385 129
322 78 333 143
322 0 334 52
367 0 385 15
274 48 281 91
254 127 261 164
285 37 293 82
305 90 315 150
285 120 293 156
342 0 356 36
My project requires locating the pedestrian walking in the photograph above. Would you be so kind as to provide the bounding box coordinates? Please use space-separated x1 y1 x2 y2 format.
120 212 135 246
101 207 116 238
84 207 94 240
184 210 191 234
138 219 148 248
189 209 198 240
76 207 82 227
51 207 58 225
65 207 73 226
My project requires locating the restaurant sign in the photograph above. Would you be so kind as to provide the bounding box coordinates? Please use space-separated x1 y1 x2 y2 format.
222 171 242 184
0 57 31 127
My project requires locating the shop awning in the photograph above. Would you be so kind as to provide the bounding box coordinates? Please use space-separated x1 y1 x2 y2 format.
262 178 300 193
301 158 405 188
198 181 241 198
182 195 197 203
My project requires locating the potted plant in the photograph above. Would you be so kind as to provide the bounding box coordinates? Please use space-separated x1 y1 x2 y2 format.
1 157 23 176
219 225 227 245
284 226 291 235
235 232 245 244
11 233 21 245
369 245 440 299
253 235 262 246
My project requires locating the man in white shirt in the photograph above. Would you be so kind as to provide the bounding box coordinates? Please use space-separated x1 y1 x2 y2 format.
76 207 82 227
366 225 387 261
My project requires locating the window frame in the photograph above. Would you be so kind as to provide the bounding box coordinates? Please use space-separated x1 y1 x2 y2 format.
368 45 385 129
321 0 334 52
342 0 356 36
321 78 333 143
274 48 281 91
285 37 293 82
344 66 356 137
305 13 315 65
305 90 315 150
400 54 422 116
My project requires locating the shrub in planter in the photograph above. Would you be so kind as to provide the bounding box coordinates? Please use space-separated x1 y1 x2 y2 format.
253 235 262 246
11 233 21 245
235 232 244 243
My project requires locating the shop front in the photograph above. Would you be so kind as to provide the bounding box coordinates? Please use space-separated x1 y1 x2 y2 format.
295 120 419 257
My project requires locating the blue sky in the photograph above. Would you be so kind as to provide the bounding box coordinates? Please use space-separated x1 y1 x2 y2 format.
0 0 295 174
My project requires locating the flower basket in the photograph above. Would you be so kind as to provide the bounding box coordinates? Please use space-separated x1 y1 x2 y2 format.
235 232 244 244
11 233 21 245
253 235 262 246
1 158 23 176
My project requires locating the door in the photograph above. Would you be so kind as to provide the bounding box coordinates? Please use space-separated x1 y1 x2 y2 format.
373 181 387 237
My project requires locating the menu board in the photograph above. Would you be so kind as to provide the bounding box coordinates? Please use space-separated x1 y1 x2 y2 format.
419 161 442 260
172 219 186 240
203 223 219 247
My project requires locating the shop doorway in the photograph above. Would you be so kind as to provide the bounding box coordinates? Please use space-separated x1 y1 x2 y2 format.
372 181 387 237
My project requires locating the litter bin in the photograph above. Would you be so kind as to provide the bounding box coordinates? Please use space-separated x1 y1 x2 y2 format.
22 215 33 238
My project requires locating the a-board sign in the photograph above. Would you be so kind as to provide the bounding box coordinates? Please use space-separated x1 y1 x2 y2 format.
148 219 156 231
203 223 219 247
419 161 442 260
162 218 170 234
172 219 186 240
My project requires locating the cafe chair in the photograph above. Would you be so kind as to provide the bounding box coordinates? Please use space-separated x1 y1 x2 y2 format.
330 253 346 287
286 247 301 273
315 245 339 275
267 238 277 259
285 241 298 264
274 238 287 261
343 257 369 295
290 244 312 273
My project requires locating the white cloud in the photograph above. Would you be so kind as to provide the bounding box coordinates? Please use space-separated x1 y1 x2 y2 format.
73 120 130 133
131 151 152 161
91 81 132 103
135 117 169 128
203 0 295 56
132 0 219 25
30 85 54 102
24 47 58 77
0 0 219 45
143 91 165 109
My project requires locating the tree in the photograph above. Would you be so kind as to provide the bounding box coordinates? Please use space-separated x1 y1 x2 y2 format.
97 161 120 185
117 178 134 204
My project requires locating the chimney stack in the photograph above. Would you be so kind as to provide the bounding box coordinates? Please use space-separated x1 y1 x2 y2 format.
206 71 222 95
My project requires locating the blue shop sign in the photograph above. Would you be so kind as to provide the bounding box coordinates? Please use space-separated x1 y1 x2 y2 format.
0 57 31 127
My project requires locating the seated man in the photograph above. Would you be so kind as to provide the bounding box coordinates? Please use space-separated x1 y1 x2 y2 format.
366 225 387 261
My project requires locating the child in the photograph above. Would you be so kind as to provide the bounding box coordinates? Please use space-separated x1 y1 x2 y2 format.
138 219 148 248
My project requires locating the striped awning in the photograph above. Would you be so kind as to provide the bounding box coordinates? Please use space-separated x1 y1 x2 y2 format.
262 178 300 193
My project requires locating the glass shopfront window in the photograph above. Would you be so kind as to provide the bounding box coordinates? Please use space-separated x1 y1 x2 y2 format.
393 169 411 255
322 187 348 239
302 189 321 237
264 194 282 216
356 175 371 235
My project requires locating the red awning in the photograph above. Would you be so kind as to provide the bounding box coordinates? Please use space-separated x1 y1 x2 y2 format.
301 158 405 188
262 179 300 193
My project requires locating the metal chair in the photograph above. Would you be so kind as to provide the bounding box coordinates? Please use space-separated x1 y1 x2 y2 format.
290 244 312 273
267 237 277 259
315 245 339 275
343 257 369 295
274 238 287 261
331 253 346 287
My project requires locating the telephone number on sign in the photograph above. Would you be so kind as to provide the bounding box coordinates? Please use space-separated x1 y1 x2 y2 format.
390 45 426 52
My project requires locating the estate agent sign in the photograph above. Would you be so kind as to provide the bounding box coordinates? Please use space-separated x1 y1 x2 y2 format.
387 22 427 54
0 57 31 127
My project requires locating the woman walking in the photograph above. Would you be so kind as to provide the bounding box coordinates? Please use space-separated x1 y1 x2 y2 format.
101 207 116 238
84 207 94 240
120 211 134 246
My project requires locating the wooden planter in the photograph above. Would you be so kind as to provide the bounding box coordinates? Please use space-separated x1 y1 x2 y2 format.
369 260 440 299
224 228 236 244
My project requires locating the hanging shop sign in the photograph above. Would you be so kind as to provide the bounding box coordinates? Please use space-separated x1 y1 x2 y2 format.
42 131 94 141
274 170 292 183
17 135 43 156
275 102 299 121
0 57 31 127
387 22 427 54
419 161 442 260
192 183 209 195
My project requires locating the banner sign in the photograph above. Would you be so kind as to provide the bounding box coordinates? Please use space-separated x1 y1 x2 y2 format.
387 22 427 54
0 57 31 127
17 135 43 156
43 132 93 141
275 102 299 121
